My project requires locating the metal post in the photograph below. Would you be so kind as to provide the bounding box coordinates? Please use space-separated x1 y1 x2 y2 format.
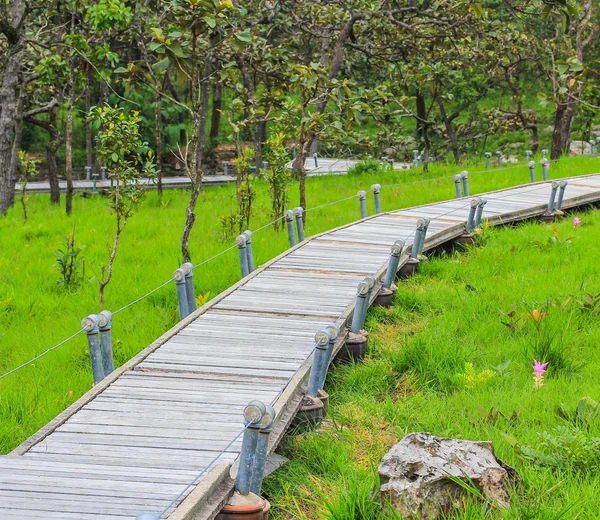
371 184 381 214
249 405 276 496
92 173 99 193
465 199 478 232
223 161 229 175
313 153 318 168
236 235 249 278
526 150 532 161
98 310 114 375
320 324 339 389
383 240 404 289
262 161 269 171
182 262 197 313
528 161 536 183
541 149 548 160
350 281 370 334
547 181 559 213
589 140 595 156
242 231 254 273
136 514 160 520
101 166 107 180
541 159 549 181
411 219 425 258
81 314 105 385
485 152 491 168
173 268 189 320
306 329 332 397
496 151 502 167
474 198 487 228
294 207 305 242
358 190 367 218
453 174 462 198
285 210 296 247
596 138 600 155
416 218 430 255
292 146 297 160
236 401 266 495
413 150 419 167
460 171 469 197
85 165 92 180
556 180 568 210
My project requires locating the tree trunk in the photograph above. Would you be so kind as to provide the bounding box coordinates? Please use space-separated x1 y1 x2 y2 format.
85 69 93 169
155 84 163 196
416 92 426 140
181 179 200 263
551 100 575 160
209 81 222 140
46 107 61 204
65 71 74 215
437 99 461 164
194 52 213 172
530 125 539 155
0 1 26 216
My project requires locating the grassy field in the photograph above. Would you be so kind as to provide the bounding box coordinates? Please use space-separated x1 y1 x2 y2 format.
0 156 599 454
264 208 600 519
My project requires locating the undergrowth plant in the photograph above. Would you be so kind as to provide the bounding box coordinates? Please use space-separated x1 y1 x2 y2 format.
54 228 86 291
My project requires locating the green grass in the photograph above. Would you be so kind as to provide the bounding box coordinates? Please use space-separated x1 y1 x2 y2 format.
264 209 600 519
0 156 599 454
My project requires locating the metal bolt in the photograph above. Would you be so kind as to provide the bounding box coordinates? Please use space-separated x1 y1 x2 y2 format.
173 268 189 320
249 404 276 496
460 171 469 197
307 329 332 397
358 190 367 219
242 230 254 273
236 400 266 495
350 281 370 334
285 210 296 247
453 174 462 199
484 152 491 169
547 181 560 213
383 240 404 289
474 198 487 228
182 262 197 313
98 310 114 375
556 180 568 210
85 165 92 180
236 235 249 278
294 207 305 242
81 314 105 385
465 199 478 233
371 184 381 214
528 161 536 183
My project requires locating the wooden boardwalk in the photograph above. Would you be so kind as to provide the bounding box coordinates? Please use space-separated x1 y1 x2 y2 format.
3 174 600 519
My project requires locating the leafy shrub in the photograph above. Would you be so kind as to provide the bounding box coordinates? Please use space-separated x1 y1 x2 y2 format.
347 159 388 177
54 230 86 291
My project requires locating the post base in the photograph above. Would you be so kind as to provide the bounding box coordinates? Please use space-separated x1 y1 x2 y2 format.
291 395 325 429
375 287 395 307
335 332 368 363
456 232 474 245
317 389 329 416
541 212 555 223
217 494 270 520
554 209 565 218
397 257 419 279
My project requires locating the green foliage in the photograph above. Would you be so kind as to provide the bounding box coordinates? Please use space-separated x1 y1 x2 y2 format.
264 133 291 230
17 151 38 223
232 147 256 232
87 0 132 32
457 362 495 390
556 397 600 430
54 231 86 291
347 159 388 177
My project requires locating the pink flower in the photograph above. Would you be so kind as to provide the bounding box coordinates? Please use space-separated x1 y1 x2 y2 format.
533 359 549 389
546 162 550 169
574 216 581 229
573 150 578 156
394 190 398 196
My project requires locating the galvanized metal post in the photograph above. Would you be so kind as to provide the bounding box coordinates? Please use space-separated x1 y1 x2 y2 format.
416 218 430 255
383 240 404 289
474 198 487 228
242 231 254 273
92 173 99 193
589 140 595 156
547 181 560 213
173 268 189 320
526 150 532 161
236 235 249 278
542 149 548 160
319 324 339 389
350 281 370 334
294 207 305 242
285 210 296 247
413 150 419 167
596 138 600 155
101 166 107 180
496 151 502 167
292 145 297 160
81 314 105 385
307 329 332 397
556 180 568 210
453 174 462 198
411 219 425 258
528 161 536 183
485 152 491 168
236 400 266 495
223 161 229 175
249 405 276 496
85 165 92 180
358 190 367 218
98 310 114 375
371 184 382 214
313 153 318 168
541 159 549 181
465 199 478 233
182 262 197 313
460 171 469 197
136 514 160 520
